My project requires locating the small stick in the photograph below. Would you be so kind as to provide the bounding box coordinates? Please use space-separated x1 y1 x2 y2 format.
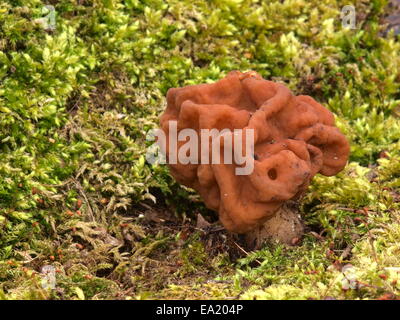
232 241 262 266
74 179 96 222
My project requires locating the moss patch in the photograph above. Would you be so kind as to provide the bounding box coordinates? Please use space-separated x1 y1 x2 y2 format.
1 0 400 300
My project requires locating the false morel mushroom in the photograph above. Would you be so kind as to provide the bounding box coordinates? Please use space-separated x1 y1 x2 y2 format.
160 71 349 246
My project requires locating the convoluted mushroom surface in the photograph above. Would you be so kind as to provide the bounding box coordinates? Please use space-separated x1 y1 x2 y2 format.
160 71 349 233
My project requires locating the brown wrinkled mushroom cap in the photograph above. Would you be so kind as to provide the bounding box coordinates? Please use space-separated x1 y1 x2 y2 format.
160 71 350 233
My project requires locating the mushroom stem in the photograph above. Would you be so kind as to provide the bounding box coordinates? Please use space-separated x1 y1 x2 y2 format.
243 201 304 250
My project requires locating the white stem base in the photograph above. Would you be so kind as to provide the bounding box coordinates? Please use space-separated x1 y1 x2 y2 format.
244 201 304 250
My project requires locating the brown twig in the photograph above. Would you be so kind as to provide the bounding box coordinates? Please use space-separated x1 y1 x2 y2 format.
73 178 96 222
232 241 262 266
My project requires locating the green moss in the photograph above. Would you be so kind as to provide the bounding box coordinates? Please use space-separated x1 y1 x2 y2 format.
1 0 400 299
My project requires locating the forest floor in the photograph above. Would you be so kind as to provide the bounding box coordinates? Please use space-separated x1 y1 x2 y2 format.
1 0 400 300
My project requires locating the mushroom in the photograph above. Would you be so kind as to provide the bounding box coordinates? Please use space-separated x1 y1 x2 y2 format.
160 71 349 248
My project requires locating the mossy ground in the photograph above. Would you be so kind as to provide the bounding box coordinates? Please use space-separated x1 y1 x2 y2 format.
1 0 400 300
